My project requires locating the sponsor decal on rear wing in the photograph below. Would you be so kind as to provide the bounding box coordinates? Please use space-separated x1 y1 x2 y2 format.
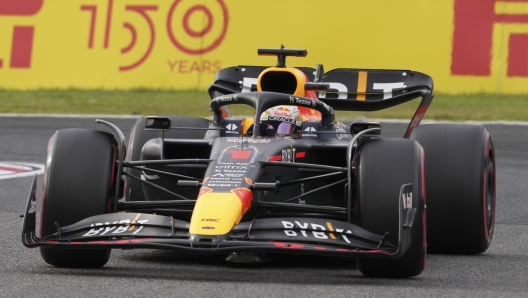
214 66 432 102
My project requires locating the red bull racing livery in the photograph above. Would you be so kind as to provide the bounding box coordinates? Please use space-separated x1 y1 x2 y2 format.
22 47 496 278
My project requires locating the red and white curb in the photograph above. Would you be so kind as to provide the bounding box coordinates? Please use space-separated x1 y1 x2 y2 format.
0 162 44 180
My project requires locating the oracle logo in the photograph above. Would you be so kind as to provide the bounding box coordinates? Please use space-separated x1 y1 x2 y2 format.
452 0 528 77
0 0 43 69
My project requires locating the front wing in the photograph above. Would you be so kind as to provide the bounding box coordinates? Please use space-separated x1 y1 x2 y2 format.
22 176 414 259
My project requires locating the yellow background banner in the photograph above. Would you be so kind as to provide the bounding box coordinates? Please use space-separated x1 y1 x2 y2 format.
1 0 528 93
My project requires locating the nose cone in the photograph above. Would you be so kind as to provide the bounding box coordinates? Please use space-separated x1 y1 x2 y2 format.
189 188 253 235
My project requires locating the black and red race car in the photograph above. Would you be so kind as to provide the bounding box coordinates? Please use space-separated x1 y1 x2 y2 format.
22 47 496 278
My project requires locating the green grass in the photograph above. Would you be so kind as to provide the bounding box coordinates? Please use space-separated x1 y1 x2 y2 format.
1 89 527 121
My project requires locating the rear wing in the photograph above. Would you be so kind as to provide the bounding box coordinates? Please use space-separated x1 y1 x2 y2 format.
209 65 316 96
320 68 433 110
209 66 434 137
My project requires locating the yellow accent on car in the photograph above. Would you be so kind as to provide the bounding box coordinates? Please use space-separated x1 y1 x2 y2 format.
356 71 368 101
189 192 244 235
326 221 337 239
257 67 307 96
128 213 141 231
241 117 254 135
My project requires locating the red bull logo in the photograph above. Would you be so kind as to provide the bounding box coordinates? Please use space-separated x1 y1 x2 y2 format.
274 107 293 118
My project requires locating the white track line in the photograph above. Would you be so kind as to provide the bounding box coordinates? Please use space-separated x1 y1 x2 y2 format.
1 113 527 126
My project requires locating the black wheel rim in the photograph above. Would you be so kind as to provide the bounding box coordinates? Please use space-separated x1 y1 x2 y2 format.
485 157 494 235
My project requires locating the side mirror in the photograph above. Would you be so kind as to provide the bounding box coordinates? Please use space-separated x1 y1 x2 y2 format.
145 116 171 130
350 122 381 135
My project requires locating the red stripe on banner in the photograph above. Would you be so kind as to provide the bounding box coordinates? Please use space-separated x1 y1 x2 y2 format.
508 34 528 77
0 0 43 16
121 23 137 54
104 0 114 48
80 5 97 48
10 26 34 68
495 14 528 24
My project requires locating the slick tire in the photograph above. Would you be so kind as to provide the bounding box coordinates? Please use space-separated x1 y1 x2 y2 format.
40 129 116 268
356 138 426 278
125 116 210 201
410 124 495 254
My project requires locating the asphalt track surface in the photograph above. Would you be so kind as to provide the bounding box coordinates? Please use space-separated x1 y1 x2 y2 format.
1 116 527 297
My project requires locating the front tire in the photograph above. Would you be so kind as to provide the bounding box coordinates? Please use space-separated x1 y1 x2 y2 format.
410 124 496 254
356 138 426 278
40 129 116 267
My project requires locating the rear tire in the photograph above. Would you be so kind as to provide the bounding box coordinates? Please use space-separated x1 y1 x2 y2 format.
356 138 426 278
410 124 495 254
40 129 116 267
125 116 210 201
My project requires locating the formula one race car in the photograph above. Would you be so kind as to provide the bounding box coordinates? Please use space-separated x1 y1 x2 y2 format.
22 47 496 278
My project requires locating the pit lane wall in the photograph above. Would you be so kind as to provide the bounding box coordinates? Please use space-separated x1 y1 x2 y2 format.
0 0 527 93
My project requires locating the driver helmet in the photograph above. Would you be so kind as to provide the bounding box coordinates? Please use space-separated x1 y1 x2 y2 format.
260 105 302 136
